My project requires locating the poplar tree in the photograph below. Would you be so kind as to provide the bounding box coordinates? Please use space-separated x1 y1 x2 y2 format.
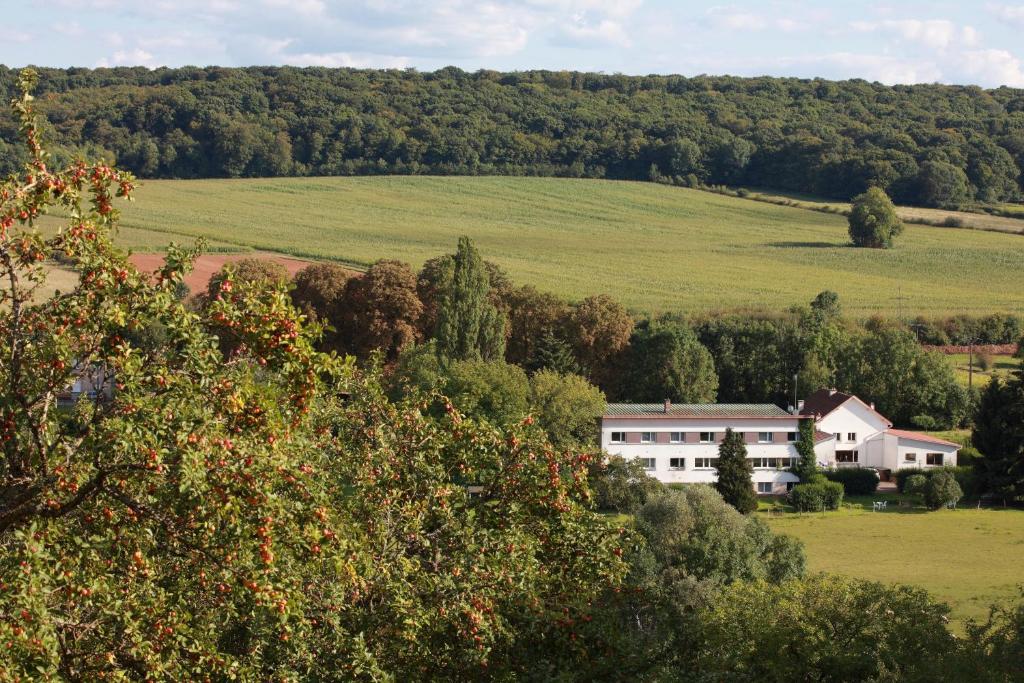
715 428 758 514
434 236 507 361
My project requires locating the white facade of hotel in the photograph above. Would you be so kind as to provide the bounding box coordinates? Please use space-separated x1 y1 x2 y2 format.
601 390 960 492
599 407 802 495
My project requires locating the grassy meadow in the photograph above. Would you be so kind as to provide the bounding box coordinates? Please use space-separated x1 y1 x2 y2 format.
101 176 1024 316
764 498 1024 629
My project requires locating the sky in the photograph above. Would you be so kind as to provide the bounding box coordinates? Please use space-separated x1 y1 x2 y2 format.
4 1 1024 87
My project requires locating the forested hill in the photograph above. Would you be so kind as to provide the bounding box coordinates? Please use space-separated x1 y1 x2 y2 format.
2 65 1024 208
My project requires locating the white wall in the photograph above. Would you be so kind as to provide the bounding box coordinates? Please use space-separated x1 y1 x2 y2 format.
894 439 959 469
815 399 890 467
600 417 801 488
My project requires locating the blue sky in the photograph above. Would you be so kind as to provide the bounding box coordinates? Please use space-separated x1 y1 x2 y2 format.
5 1 1024 86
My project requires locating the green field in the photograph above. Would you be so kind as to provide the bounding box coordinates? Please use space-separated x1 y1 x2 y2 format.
105 176 1024 315
765 499 1024 628
947 353 1019 388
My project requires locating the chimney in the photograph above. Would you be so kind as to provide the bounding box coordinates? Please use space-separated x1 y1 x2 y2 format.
828 388 837 396
870 402 875 410
797 399 805 413
663 398 671 413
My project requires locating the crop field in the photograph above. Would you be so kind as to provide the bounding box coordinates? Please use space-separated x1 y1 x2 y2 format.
97 176 1024 315
947 353 1019 388
765 500 1024 629
748 188 1024 236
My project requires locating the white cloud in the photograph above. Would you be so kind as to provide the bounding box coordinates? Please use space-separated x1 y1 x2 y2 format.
782 52 943 84
280 51 411 68
958 48 1024 86
852 19 977 49
262 0 325 16
54 21 84 37
704 6 810 33
987 3 1024 25
96 48 158 68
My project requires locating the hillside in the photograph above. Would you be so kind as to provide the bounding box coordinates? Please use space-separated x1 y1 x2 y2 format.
110 176 1024 316
2 66 1024 211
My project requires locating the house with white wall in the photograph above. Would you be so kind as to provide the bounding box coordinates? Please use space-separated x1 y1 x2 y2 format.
600 390 960 493
802 389 960 471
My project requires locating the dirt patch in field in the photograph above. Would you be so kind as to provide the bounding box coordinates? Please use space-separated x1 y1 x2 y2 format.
128 252 316 296
924 344 1019 355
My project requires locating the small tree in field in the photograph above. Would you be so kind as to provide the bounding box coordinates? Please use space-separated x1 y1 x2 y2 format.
848 187 903 248
715 428 758 513
924 470 963 509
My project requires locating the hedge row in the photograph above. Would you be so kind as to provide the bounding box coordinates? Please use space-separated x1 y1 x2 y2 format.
895 466 978 498
822 468 879 496
789 479 845 512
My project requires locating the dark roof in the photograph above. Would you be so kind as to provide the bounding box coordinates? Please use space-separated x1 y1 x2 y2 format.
887 429 961 448
801 389 854 418
604 403 792 418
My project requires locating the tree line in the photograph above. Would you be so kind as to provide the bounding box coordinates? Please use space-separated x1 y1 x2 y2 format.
208 240 984 432
3 65 1024 209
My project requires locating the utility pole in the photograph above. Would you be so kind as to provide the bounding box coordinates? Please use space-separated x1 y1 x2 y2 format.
968 337 975 390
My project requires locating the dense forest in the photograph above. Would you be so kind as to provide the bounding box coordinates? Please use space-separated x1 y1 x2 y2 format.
2 65 1024 208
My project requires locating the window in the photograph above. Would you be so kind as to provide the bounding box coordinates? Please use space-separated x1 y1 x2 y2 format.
758 432 774 443
610 432 626 444
835 433 842 442
694 457 719 469
836 450 859 463
787 432 799 442
639 457 656 470
786 482 796 492
669 432 684 443
669 457 685 470
847 432 857 442
752 457 792 469
904 452 917 463
926 453 944 466
640 432 655 444
757 482 773 494
699 431 715 443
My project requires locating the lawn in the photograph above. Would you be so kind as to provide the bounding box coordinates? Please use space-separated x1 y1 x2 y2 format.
764 497 1024 629
95 176 1024 316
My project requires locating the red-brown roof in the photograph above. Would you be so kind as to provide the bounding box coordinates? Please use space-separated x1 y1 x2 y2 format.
886 429 961 448
814 430 835 444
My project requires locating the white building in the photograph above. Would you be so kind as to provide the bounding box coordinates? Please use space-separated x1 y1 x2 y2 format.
599 400 802 495
802 389 960 471
600 390 960 493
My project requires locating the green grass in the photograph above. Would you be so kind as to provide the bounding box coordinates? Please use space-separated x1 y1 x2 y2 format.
946 353 1019 388
101 176 1024 315
764 497 1024 629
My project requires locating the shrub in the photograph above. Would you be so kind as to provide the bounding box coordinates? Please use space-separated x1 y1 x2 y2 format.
789 481 844 511
976 352 993 371
949 466 979 498
942 216 965 227
911 414 939 430
905 474 928 495
895 468 927 492
924 470 963 509
589 455 664 513
823 468 879 495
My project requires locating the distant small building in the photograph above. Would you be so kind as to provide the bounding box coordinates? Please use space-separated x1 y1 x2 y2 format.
600 391 959 494
56 363 114 408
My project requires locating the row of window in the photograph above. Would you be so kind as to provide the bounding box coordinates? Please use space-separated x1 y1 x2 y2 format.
906 452 945 466
637 456 793 471
836 432 857 442
610 431 798 444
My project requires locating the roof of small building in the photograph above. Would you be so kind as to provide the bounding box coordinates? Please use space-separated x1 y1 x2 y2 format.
603 403 792 418
886 429 961 448
814 430 835 444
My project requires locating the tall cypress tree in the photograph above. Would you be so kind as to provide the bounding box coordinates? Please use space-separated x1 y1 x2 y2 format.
792 418 818 482
973 367 1024 503
434 236 507 362
715 428 758 514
